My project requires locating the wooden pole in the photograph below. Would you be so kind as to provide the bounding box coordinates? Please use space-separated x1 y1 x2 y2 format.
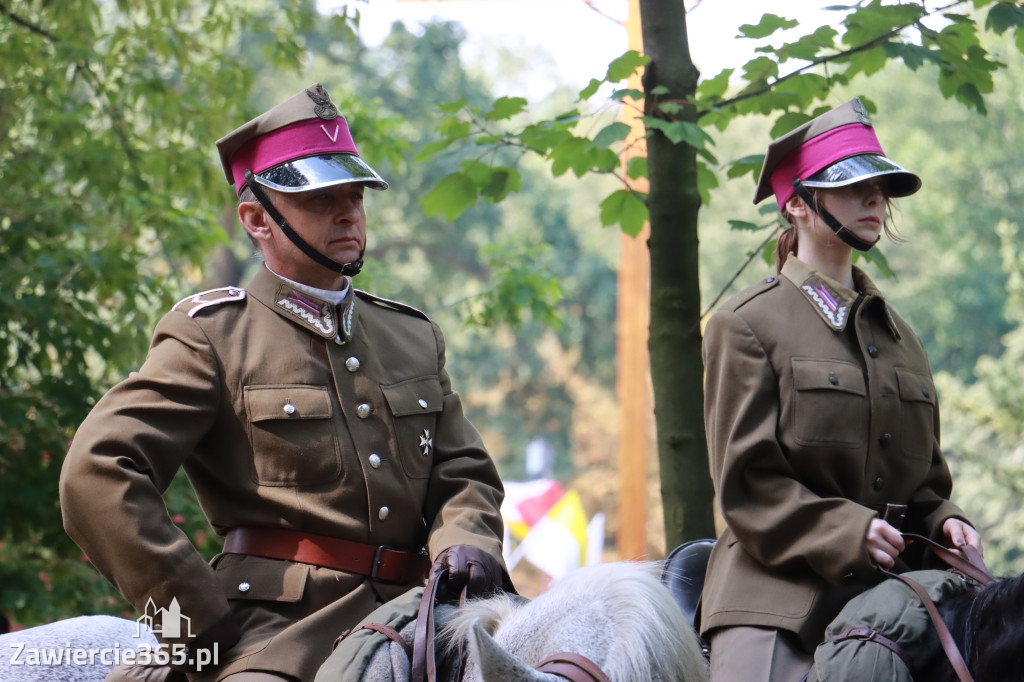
614 0 650 561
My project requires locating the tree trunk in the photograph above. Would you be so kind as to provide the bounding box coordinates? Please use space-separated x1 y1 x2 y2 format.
639 0 716 547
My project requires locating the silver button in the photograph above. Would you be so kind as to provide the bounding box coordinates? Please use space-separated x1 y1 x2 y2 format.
238 581 251 593
346 357 360 372
356 403 371 418
418 399 428 409
369 453 381 469
378 506 390 520
283 403 296 415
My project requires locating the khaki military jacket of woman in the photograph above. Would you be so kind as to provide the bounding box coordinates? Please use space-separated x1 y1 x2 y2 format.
699 258 968 652
59 265 506 680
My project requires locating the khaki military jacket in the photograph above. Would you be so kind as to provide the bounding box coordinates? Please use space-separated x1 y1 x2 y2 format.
59 265 506 680
699 258 968 652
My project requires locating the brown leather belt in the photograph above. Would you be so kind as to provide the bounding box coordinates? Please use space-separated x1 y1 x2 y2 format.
223 527 430 584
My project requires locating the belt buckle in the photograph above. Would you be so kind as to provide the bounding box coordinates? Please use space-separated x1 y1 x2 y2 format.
371 544 395 580
882 504 908 529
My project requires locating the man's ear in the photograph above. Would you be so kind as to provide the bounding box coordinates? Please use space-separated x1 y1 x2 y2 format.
784 194 809 218
238 201 273 243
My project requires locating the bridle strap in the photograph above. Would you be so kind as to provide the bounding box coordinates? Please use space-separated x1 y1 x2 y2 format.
792 178 878 252
244 170 363 277
411 568 442 682
881 568 975 682
409 569 612 682
901 533 994 586
535 653 613 682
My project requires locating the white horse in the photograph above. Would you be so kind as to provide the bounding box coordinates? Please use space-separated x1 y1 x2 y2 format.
2 561 709 682
0 615 157 682
442 561 709 681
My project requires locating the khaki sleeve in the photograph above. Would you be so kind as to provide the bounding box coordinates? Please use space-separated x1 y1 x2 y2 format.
59 311 231 645
704 309 877 583
421 321 506 565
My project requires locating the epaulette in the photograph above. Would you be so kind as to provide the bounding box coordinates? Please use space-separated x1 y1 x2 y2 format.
721 275 780 312
355 290 430 321
173 286 246 318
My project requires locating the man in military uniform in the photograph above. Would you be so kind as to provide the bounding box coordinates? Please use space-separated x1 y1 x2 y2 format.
59 84 511 682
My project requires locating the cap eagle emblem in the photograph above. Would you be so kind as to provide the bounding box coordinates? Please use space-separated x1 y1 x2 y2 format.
306 84 339 121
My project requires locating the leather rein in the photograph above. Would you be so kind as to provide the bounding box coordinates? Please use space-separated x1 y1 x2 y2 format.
355 567 612 682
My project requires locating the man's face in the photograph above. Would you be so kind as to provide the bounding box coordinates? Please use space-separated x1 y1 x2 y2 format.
264 182 367 287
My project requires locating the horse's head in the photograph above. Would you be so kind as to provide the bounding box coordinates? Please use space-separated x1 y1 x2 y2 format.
447 561 709 682
934 569 1024 682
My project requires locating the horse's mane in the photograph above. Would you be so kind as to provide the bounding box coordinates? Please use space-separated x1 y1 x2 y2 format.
443 561 708 681
924 571 1024 682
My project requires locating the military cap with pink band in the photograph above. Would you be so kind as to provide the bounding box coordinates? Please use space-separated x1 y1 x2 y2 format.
216 84 387 197
753 97 920 210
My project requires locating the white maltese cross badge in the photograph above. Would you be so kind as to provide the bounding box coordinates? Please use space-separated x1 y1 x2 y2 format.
419 429 433 457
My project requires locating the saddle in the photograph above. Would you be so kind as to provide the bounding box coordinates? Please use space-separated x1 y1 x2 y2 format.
659 538 715 630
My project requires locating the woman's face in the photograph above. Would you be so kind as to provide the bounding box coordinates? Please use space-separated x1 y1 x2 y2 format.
815 178 889 245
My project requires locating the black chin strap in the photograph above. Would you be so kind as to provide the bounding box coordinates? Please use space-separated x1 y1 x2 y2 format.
244 170 364 277
792 178 878 252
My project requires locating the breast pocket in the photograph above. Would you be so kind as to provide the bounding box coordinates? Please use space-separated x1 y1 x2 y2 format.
896 367 937 461
382 376 443 479
791 358 867 448
244 385 341 486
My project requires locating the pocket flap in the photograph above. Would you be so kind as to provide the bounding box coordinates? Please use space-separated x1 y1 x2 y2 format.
896 367 935 403
214 554 309 602
245 385 332 422
792 358 866 396
381 377 443 417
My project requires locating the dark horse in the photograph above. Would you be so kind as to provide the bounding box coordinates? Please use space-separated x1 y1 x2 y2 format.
918 568 1024 682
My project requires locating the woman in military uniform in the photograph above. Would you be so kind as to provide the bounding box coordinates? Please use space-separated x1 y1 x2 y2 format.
698 98 982 682
60 85 511 682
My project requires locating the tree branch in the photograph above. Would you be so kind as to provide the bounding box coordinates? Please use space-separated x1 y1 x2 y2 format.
697 1 969 120
0 2 55 40
699 222 780 324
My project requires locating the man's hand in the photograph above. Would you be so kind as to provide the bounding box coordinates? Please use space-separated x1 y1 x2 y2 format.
429 545 513 599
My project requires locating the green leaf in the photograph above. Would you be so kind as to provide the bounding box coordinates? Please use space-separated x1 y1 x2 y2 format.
590 122 631 150
520 123 574 154
728 220 764 232
727 154 765 181
770 111 812 138
420 173 478 221
605 50 650 82
579 78 602 100
987 3 1024 35
438 99 467 113
480 166 523 201
485 96 529 121
626 156 648 180
414 137 456 162
610 88 646 102
697 69 734 102
643 118 713 150
600 189 648 236
697 162 719 206
737 13 799 39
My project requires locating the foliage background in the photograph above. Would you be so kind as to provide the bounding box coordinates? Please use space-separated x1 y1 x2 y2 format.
2 0 1024 628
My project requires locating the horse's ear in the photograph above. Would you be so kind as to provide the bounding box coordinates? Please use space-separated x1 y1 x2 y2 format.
469 619 557 682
